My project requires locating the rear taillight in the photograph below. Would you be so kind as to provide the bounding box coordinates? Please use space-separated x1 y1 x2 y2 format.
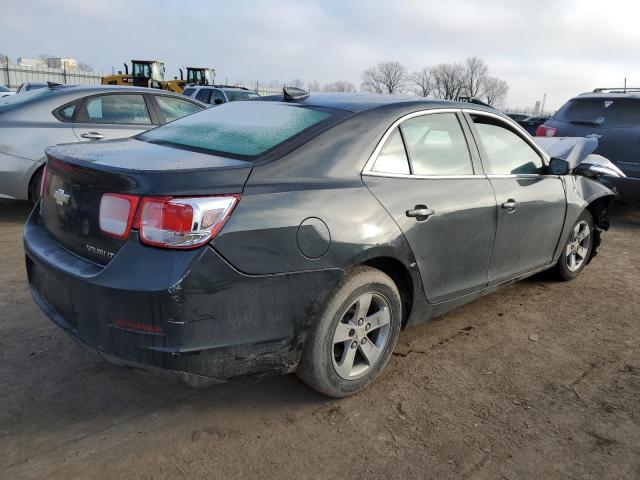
536 125 557 137
39 165 48 199
99 193 140 239
136 195 239 248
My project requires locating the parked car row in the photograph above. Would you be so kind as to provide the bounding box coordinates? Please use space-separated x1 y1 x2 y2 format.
0 84 207 202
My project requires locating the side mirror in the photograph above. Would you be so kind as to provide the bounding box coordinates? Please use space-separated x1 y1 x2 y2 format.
549 157 570 175
214 98 224 105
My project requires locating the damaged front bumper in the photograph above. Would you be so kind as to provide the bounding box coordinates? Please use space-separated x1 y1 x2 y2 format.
24 207 342 385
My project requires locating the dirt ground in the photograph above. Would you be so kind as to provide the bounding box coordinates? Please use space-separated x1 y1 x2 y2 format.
1 200 639 480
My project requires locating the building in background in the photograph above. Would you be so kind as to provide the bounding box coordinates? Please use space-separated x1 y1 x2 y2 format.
17 57 47 68
46 57 77 69
16 57 78 70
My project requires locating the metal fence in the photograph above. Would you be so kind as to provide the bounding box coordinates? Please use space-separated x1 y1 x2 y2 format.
0 62 103 90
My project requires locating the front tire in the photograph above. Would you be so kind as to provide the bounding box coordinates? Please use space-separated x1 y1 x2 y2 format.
297 266 402 398
554 210 594 281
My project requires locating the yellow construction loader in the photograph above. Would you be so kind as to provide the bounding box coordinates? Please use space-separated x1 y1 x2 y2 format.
102 60 165 89
164 67 215 93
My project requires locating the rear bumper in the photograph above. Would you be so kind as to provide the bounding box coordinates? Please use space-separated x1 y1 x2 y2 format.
24 207 342 383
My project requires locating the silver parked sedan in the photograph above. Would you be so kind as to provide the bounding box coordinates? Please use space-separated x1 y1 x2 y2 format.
0 84 206 202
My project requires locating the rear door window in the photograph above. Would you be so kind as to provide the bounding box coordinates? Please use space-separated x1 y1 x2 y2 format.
555 98 640 127
401 113 473 176
196 89 211 103
371 128 410 174
84 94 152 125
154 96 202 123
139 102 332 157
211 89 226 104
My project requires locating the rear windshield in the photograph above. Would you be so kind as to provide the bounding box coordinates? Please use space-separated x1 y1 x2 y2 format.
0 87 69 112
224 90 260 102
555 98 640 127
139 101 332 157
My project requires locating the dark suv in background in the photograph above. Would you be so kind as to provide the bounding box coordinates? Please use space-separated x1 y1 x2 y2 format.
537 88 640 203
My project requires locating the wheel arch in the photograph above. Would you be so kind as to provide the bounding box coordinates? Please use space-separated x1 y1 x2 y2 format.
356 254 417 329
27 161 46 203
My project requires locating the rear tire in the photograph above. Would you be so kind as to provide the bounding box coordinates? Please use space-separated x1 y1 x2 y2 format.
297 266 402 398
28 168 44 205
554 210 594 281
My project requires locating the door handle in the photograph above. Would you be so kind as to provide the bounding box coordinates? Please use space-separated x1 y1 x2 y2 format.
501 199 519 212
81 132 105 140
406 205 435 220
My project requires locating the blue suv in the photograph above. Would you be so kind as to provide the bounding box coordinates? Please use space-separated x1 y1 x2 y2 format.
538 88 640 204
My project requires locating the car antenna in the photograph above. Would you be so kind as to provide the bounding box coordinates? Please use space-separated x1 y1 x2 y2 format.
283 86 309 102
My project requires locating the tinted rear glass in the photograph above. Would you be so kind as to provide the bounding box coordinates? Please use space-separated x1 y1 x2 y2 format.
555 98 640 127
224 90 260 102
0 87 68 112
139 102 332 157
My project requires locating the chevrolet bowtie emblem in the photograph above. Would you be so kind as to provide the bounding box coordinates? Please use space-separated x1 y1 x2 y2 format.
53 188 71 206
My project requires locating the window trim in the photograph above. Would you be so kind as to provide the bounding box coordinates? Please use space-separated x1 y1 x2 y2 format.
462 109 551 177
362 108 482 180
52 99 81 123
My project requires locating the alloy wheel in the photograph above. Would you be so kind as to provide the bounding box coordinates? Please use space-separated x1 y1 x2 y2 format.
332 292 391 380
566 220 591 272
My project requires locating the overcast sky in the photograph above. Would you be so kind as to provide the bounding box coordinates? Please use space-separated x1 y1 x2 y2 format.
2 0 639 109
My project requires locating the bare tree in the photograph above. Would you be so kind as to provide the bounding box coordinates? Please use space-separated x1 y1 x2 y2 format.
431 62 465 100
463 56 488 98
77 62 94 72
307 80 321 92
410 67 436 97
482 76 509 107
361 62 407 94
323 80 356 93
287 78 305 89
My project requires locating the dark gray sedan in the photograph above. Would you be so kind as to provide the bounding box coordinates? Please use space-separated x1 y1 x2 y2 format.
25 94 619 397
0 85 205 202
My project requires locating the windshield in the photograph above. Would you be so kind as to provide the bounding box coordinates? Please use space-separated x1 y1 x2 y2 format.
0 85 10 92
555 98 640 127
133 62 164 81
224 90 260 102
187 69 211 84
139 101 332 157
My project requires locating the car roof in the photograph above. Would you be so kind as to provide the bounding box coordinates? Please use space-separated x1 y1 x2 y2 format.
285 92 501 115
575 92 640 100
194 85 253 92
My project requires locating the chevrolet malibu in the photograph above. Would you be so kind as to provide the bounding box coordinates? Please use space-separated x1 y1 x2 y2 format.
24 93 617 397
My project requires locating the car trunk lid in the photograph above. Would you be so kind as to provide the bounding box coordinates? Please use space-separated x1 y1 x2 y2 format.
40 138 253 265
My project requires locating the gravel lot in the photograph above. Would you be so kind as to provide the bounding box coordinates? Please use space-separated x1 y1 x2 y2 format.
1 200 639 479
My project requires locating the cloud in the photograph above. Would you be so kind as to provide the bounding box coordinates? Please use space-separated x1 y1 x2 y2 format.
1 0 638 109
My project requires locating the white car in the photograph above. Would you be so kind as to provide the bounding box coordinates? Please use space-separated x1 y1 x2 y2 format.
182 85 259 105
0 85 15 98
